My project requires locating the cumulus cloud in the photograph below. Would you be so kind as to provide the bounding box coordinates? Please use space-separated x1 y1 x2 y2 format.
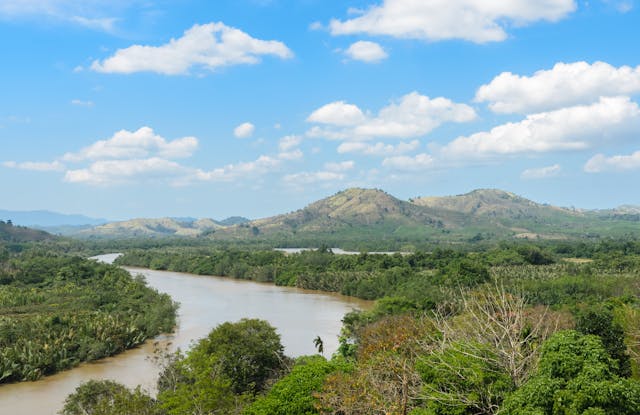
338 140 420 156
585 151 640 173
476 61 640 113
195 155 281 182
4 123 306 186
344 41 388 63
63 127 198 161
307 101 366 126
283 161 354 185
234 122 255 139
521 164 562 179
307 92 476 141
64 157 185 185
2 160 65 172
283 171 345 185
325 160 355 172
91 22 293 75
382 153 435 170
277 149 303 160
278 135 302 151
442 97 640 159
329 0 576 43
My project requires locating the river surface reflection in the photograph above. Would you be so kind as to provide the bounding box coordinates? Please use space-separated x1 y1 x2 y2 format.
0 254 372 415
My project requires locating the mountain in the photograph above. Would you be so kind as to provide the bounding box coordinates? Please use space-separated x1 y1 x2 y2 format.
78 217 222 238
0 209 107 227
0 221 54 242
220 188 454 240
217 216 250 226
70 188 640 242
411 189 576 218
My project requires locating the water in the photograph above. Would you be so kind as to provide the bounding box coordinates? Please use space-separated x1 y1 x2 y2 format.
0 254 372 415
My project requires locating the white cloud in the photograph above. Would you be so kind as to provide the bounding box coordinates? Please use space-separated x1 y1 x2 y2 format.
329 0 576 43
442 97 640 158
307 101 366 126
278 135 302 151
70 15 117 31
71 99 94 107
63 127 198 162
325 160 355 172
476 61 640 113
234 122 255 139
282 161 354 186
585 151 640 173
307 92 476 141
0 0 131 32
3 160 65 172
91 22 293 75
603 0 634 13
283 171 345 185
195 155 280 182
521 164 562 179
382 153 435 170
309 21 323 31
338 140 420 156
277 149 304 160
64 157 186 185
344 41 388 63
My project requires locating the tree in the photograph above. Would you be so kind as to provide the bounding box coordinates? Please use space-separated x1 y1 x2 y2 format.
61 380 161 415
576 303 631 377
416 341 514 415
502 330 640 415
314 336 324 355
157 319 286 415
244 355 350 415
433 284 561 387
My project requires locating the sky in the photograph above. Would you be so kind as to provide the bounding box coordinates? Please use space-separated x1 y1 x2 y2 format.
1 0 639 220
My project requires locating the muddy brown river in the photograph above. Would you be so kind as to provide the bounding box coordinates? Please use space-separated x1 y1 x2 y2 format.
0 254 372 414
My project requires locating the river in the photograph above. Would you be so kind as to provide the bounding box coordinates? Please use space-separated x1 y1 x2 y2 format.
0 254 372 415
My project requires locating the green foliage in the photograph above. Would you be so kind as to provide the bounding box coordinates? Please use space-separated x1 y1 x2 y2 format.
158 319 286 415
61 380 161 415
417 342 514 415
502 330 640 415
0 253 177 383
244 356 350 415
576 304 632 377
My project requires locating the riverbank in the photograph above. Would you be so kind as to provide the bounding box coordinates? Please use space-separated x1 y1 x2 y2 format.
0 255 371 415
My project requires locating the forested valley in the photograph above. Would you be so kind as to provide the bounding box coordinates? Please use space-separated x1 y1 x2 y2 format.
50 239 640 414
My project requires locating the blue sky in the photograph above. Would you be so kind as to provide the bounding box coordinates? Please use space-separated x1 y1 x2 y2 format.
1 0 639 220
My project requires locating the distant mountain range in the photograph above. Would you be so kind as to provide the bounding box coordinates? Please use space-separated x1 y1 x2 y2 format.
0 209 108 227
70 188 640 242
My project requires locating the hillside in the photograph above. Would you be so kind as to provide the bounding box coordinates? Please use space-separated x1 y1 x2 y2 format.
79 217 222 238
0 221 54 242
70 188 640 243
411 189 577 218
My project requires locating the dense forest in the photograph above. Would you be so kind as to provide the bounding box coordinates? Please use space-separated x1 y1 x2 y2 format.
55 240 640 414
0 248 177 383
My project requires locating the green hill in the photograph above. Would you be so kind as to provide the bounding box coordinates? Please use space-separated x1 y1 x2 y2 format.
70 188 640 244
0 221 54 242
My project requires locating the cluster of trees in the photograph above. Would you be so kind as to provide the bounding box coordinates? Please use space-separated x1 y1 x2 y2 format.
115 246 542 302
0 252 177 382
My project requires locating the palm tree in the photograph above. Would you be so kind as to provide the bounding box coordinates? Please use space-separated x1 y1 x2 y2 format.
313 336 324 355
